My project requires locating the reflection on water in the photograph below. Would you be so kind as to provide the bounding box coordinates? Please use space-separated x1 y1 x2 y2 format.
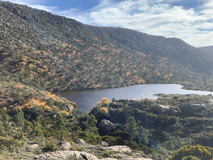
60 84 213 113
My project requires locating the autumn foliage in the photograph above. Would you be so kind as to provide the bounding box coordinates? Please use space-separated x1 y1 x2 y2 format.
101 97 110 107
100 107 108 114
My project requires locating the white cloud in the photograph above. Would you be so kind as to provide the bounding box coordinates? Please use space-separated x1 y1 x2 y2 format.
76 0 213 47
2 0 213 47
1 0 57 12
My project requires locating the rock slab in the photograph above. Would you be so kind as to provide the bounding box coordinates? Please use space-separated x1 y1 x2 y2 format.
34 151 98 160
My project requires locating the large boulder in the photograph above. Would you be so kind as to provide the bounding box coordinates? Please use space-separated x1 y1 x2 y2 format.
102 141 109 147
99 119 116 132
58 142 71 150
156 105 178 115
72 138 85 145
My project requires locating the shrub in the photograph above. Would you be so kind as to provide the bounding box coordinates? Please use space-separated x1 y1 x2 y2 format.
0 136 20 150
170 145 213 160
102 135 123 145
43 138 58 152
60 110 69 116
70 145 83 151
101 97 110 107
100 107 108 114
44 105 52 112
102 151 110 157
181 156 200 160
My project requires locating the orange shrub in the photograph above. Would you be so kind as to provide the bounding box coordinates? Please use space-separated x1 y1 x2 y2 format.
101 97 110 106
44 105 52 112
60 110 69 116
100 107 108 114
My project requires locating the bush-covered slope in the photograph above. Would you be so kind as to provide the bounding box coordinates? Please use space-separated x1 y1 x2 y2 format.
1 1 213 92
91 94 213 152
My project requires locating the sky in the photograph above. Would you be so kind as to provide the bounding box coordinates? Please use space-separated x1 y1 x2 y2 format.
2 0 213 47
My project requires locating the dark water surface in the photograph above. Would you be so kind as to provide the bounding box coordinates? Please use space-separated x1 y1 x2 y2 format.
60 84 213 113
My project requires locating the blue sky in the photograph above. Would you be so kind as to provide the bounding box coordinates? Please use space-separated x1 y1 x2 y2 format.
2 0 213 47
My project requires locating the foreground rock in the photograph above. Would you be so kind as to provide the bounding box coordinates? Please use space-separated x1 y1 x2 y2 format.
34 145 153 160
34 151 98 160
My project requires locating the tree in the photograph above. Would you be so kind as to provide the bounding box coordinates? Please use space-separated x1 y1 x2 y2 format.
31 119 43 137
0 109 9 125
24 121 33 133
138 126 149 145
12 109 25 128
40 116 47 128
54 113 65 131
0 109 9 132
125 116 138 139
125 116 148 144
0 123 6 136
83 114 98 135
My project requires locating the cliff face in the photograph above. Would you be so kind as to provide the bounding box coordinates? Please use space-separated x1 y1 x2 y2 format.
1 1 213 92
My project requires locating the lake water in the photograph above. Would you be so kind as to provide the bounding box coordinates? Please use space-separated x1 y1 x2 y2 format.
60 84 213 113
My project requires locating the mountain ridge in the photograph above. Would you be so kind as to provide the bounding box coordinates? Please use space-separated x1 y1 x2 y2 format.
1 1 213 92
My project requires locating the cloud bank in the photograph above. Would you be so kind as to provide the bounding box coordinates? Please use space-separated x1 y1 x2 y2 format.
2 0 213 47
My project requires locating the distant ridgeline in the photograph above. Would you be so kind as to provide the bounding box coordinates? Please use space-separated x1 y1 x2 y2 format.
1 1 213 92
199 46 213 55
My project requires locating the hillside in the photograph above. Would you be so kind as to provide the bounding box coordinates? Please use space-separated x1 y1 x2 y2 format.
1 1 213 92
91 94 213 159
0 81 167 160
199 46 213 55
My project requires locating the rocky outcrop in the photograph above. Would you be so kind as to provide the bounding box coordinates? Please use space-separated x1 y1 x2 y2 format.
156 105 178 115
66 105 73 111
102 141 109 147
72 138 85 145
34 146 153 160
99 119 116 132
34 151 98 160
58 142 71 150
209 99 213 105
